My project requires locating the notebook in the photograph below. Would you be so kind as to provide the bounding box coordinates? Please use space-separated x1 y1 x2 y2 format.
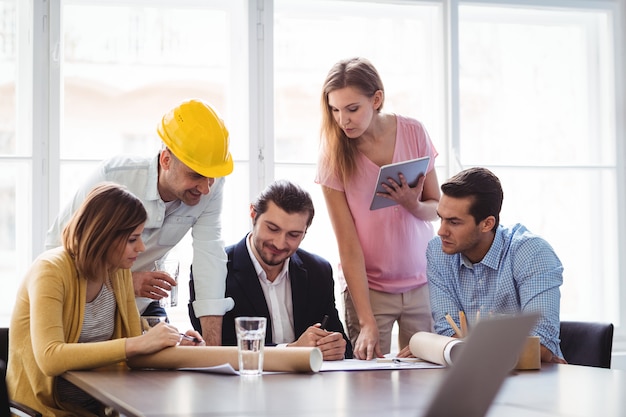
421 312 540 417
370 156 430 210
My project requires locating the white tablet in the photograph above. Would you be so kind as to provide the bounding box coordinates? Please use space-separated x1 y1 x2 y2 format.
369 156 431 211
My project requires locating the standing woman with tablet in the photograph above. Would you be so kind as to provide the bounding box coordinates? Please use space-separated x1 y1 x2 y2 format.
316 57 440 360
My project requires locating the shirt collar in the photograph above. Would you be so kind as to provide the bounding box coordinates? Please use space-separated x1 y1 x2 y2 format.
459 225 503 270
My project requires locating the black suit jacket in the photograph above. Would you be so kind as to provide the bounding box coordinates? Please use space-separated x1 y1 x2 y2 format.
221 235 353 358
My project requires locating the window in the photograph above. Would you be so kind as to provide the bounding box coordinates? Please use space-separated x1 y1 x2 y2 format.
0 0 32 320
1 0 623 350
58 0 251 326
60 1 251 243
457 5 618 321
273 0 444 267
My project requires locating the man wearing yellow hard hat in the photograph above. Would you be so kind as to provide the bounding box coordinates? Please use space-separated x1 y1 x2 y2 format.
45 99 234 345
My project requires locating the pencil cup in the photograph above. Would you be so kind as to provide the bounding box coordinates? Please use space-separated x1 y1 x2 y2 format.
235 317 267 376
154 258 179 308
515 336 541 370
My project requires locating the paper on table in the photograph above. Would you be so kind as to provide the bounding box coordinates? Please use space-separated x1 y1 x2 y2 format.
409 332 465 367
320 358 443 372
180 363 239 375
128 346 323 373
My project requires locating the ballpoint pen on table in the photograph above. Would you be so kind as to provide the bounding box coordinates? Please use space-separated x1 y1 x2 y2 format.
376 357 425 364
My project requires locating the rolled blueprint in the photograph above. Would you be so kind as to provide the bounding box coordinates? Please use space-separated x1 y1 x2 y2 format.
128 346 323 373
409 331 465 366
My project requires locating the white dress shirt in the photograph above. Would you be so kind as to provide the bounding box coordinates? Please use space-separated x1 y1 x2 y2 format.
44 154 233 316
245 234 295 344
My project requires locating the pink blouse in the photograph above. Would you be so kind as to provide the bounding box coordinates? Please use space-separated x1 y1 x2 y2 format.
316 115 438 294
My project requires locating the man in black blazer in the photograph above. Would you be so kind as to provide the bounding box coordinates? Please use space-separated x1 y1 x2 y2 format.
220 180 352 360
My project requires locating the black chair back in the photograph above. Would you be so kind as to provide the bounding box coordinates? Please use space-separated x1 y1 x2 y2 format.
0 328 42 417
0 328 7 365
560 321 614 368
1 359 10 417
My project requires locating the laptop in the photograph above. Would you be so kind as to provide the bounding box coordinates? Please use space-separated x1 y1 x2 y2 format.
422 312 540 417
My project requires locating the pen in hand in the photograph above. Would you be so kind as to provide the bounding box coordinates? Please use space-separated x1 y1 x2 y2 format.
180 333 201 343
320 314 329 331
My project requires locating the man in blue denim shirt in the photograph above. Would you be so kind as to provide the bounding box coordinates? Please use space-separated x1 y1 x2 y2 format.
45 99 234 345
427 167 566 363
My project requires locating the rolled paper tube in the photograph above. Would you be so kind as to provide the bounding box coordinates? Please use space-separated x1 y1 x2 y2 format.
409 332 465 367
128 346 323 373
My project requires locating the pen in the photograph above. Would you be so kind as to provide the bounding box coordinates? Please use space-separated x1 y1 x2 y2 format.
376 358 425 364
444 313 463 338
180 333 200 343
320 314 329 330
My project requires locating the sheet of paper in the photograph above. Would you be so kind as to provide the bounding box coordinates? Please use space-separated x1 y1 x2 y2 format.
320 358 443 372
179 364 287 376
179 363 239 375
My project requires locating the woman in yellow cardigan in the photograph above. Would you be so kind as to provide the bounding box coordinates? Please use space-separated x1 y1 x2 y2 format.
8 183 203 417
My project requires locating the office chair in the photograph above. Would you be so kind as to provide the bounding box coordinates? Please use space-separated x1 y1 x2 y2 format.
559 321 614 369
0 328 6 372
0 328 42 417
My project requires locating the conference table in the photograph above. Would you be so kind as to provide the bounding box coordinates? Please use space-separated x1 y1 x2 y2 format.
63 362 626 416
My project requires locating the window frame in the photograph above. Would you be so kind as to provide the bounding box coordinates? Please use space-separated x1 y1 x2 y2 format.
6 0 625 350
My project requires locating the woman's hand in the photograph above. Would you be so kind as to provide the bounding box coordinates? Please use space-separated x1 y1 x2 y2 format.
179 329 205 346
378 173 425 213
125 322 182 357
353 323 383 360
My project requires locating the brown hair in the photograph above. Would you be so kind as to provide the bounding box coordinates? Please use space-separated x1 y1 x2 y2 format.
319 57 385 183
62 182 147 280
441 167 503 230
252 180 315 229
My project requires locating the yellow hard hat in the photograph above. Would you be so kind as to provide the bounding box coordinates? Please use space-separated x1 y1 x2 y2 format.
157 99 234 178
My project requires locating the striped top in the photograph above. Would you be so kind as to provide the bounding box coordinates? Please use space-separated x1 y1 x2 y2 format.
56 283 116 412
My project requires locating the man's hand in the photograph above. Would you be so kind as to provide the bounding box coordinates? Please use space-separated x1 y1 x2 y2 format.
396 345 414 358
132 271 177 299
540 345 567 364
199 315 223 346
289 325 346 361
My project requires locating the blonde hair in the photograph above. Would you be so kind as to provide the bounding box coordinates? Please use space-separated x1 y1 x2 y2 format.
62 183 147 280
319 57 385 183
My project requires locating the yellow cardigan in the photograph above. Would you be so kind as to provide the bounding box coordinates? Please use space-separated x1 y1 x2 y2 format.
7 247 142 417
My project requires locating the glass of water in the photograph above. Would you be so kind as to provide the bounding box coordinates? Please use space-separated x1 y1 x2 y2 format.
154 258 179 308
234 316 267 376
